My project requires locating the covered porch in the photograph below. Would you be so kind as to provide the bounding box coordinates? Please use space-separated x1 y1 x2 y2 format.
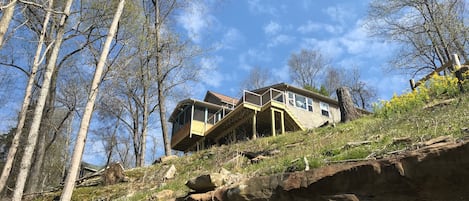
204 88 304 147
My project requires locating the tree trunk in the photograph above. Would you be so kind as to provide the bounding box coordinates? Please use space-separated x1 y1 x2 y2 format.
105 116 120 167
0 0 53 193
139 62 150 166
62 112 74 180
132 112 140 167
12 0 72 196
0 0 16 49
154 0 172 156
26 69 58 193
60 1 125 200
337 87 361 123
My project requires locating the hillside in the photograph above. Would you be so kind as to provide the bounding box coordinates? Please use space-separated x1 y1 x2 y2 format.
34 91 469 201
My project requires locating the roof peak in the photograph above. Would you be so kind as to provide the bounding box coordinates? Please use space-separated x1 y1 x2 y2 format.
205 91 238 105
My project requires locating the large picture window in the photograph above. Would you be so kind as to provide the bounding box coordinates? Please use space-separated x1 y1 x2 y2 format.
288 92 313 112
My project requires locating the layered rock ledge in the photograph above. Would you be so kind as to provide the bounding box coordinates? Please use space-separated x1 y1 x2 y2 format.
181 139 469 201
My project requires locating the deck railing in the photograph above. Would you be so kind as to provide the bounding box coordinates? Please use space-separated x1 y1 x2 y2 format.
205 88 285 128
243 88 285 107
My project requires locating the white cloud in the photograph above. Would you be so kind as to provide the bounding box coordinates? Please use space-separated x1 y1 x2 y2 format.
322 5 356 24
301 38 344 59
264 21 281 35
300 20 395 61
297 21 321 34
267 34 295 47
177 1 214 43
339 20 395 58
247 0 277 15
199 56 224 87
238 49 271 70
324 24 344 34
297 21 344 35
217 27 244 50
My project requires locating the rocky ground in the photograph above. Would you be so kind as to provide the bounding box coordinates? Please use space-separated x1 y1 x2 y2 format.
172 136 469 201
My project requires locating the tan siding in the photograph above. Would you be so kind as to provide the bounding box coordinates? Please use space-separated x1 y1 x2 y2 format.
191 120 206 135
285 100 340 129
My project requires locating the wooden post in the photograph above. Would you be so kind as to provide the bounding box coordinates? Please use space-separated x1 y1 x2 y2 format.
337 87 361 122
232 129 237 143
409 79 416 91
252 111 257 140
280 110 285 135
204 107 208 132
189 104 194 138
452 54 465 93
271 109 276 137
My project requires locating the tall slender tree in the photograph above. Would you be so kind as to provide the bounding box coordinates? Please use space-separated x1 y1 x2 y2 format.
11 0 74 199
60 1 125 199
152 0 202 156
0 0 53 194
0 0 16 49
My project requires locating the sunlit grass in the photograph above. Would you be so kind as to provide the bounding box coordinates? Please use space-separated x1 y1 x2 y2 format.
36 93 469 200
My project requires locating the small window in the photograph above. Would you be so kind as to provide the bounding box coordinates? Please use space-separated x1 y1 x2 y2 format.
320 102 330 117
288 92 295 106
307 98 313 112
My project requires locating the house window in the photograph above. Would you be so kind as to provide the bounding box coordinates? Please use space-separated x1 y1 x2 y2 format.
288 92 294 106
288 92 313 112
320 102 330 117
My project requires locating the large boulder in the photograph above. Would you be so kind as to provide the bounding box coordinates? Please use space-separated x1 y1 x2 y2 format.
186 173 225 193
102 162 126 186
164 165 177 180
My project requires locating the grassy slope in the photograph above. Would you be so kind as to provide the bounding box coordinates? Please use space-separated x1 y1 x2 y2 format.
37 93 469 200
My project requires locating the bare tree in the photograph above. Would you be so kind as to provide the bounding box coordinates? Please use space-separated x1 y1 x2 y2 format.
288 48 328 89
347 69 377 110
0 0 16 48
323 67 377 110
12 0 74 199
150 0 201 157
367 0 468 76
0 1 53 190
95 0 193 165
240 66 274 91
323 67 344 97
60 0 125 199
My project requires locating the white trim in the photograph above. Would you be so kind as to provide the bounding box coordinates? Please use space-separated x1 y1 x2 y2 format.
320 102 330 117
287 91 313 112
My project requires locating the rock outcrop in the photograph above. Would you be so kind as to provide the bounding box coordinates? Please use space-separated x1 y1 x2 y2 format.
185 168 244 193
181 139 469 201
186 173 225 193
102 162 127 186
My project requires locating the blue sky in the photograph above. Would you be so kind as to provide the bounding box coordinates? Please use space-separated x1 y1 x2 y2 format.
176 0 408 102
0 0 413 165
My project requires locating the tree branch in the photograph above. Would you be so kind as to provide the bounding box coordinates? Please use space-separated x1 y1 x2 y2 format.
18 0 66 15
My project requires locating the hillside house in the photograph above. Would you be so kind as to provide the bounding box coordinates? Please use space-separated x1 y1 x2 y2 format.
169 83 342 152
